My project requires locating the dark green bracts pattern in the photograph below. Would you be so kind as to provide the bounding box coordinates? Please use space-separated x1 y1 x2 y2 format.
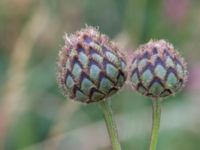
130 40 187 98
57 27 127 103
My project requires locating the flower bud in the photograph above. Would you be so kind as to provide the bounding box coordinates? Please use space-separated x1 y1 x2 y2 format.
130 40 188 98
57 27 127 103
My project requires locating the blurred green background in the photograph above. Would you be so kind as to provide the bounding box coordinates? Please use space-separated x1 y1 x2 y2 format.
0 0 200 150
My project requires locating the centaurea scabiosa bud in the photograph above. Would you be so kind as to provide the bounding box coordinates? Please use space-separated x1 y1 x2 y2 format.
57 26 126 150
57 26 127 103
130 39 188 99
129 39 188 150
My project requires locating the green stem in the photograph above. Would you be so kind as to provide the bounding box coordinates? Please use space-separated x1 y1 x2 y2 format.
139 0 151 43
149 99 161 150
99 100 122 150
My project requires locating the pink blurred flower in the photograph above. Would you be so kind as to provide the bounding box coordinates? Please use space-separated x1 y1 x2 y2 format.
162 0 190 26
187 63 200 92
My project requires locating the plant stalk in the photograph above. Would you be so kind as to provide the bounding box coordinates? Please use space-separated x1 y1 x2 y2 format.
149 99 161 150
99 100 122 150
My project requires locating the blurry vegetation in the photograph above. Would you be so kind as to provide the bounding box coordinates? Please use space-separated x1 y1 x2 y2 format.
0 0 200 150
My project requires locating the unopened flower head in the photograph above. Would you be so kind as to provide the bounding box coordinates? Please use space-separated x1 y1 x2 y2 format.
130 39 188 99
57 26 127 103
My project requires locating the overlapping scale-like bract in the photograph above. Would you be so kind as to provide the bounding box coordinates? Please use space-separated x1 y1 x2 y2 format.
130 40 187 99
57 27 127 103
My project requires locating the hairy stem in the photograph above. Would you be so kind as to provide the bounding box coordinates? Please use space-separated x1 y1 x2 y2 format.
99 100 122 150
149 99 161 150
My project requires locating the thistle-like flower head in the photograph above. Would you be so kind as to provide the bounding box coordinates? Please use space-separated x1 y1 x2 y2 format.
130 40 188 99
57 26 127 103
